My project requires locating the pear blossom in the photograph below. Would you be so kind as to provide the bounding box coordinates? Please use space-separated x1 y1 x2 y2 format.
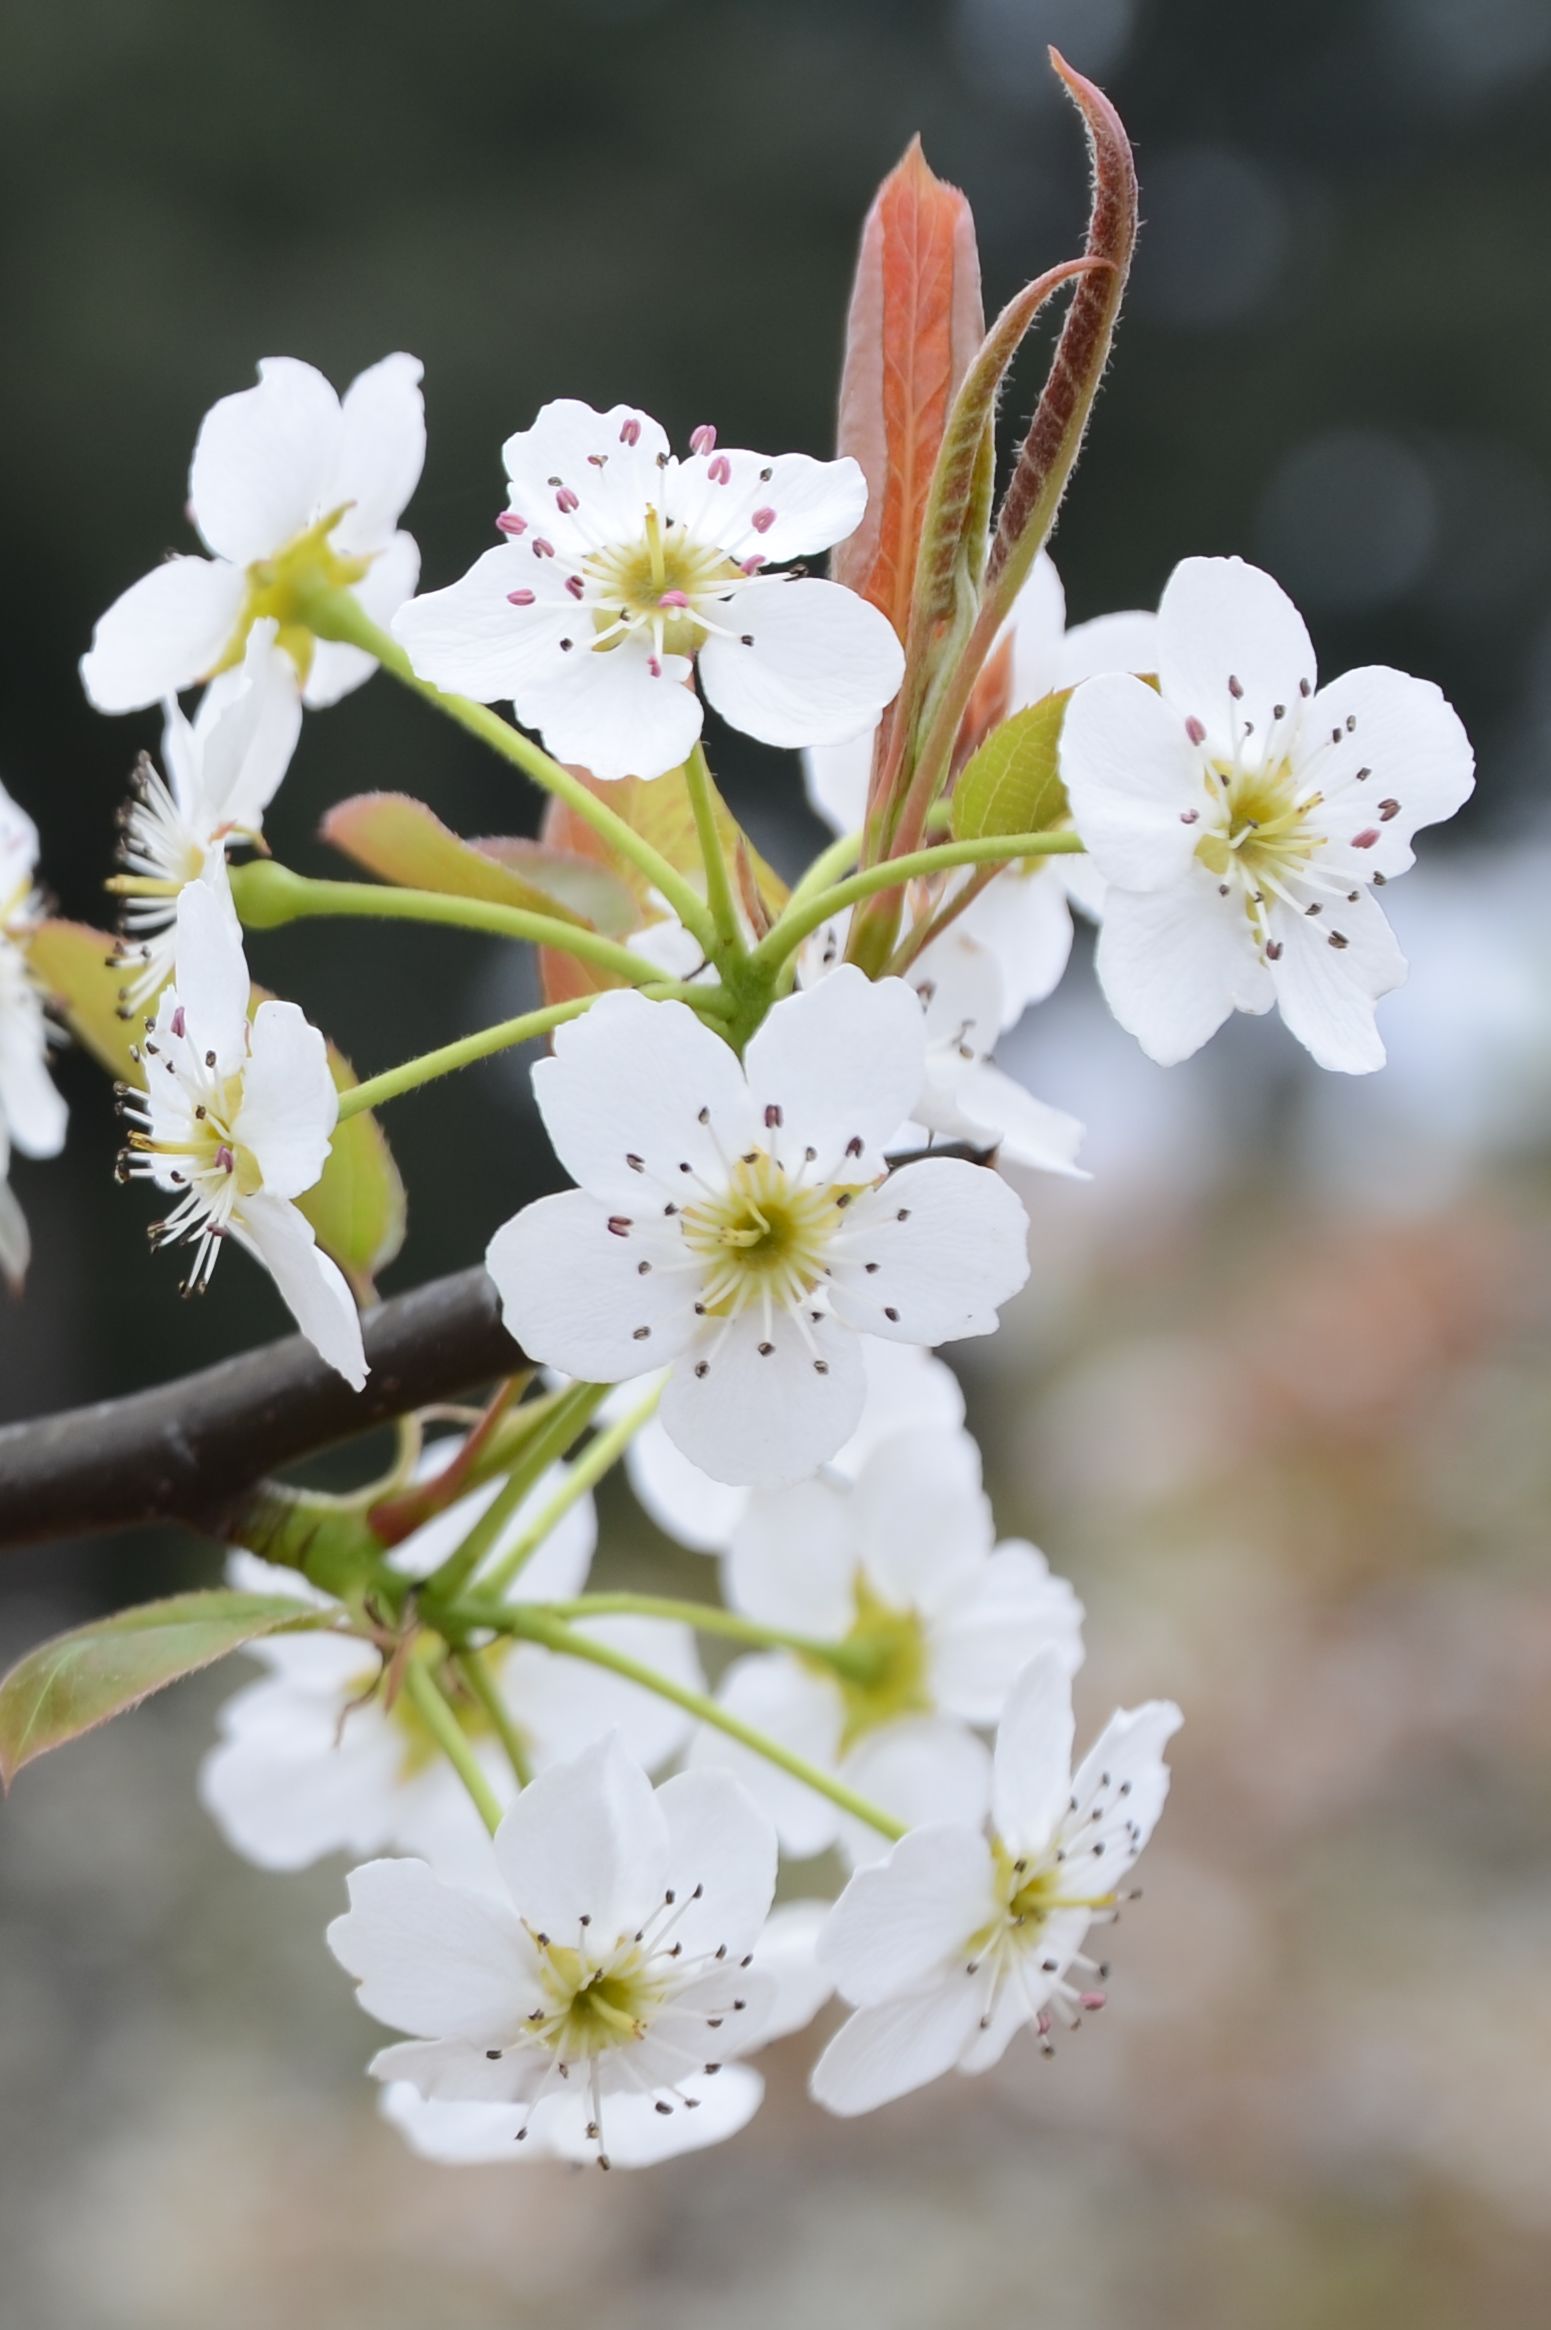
118 870 366 1385
114 619 302 1008
811 1653 1181 2116
328 1736 779 2168
376 1896 833 2167
621 1339 967 1555
0 781 68 1173
393 400 905 782
804 552 1156 1018
202 1476 702 1879
486 971 1031 1489
1060 556 1476 1073
81 353 424 714
692 1426 1084 1860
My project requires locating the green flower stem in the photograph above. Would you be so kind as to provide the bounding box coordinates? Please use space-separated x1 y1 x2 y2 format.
516 1592 884 1685
402 1660 503 1835
453 1648 533 1791
683 743 746 960
781 829 862 920
476 1383 664 1602
337 998 593 1120
419 1382 609 1610
748 829 1084 977
295 584 720 956
490 1609 907 1843
230 860 701 995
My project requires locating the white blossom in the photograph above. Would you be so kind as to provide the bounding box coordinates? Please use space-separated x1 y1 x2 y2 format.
692 1426 1084 1860
202 1465 701 1879
81 353 424 714
804 552 1157 1018
114 619 302 1008
1061 556 1476 1072
0 781 67 1172
811 1653 1180 2116
619 1339 967 1555
376 1896 833 2166
486 972 1031 1489
328 1735 779 2168
0 1124 29 1294
393 400 905 782
118 870 366 1384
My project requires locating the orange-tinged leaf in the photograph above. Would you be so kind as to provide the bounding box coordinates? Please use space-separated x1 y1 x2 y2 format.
320 793 636 937
833 138 984 639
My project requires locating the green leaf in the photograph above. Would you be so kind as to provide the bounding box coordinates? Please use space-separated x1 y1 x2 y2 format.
321 793 637 936
950 692 1071 842
30 916 405 1295
0 1591 327 1788
299 1036 407 1295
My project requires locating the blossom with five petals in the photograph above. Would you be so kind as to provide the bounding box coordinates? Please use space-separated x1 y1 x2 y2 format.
393 400 905 781
328 1735 779 2168
81 353 424 713
203 1470 701 1881
691 1424 1085 1861
486 970 1031 1488
119 871 366 1385
1060 556 1475 1072
114 619 302 1008
811 1652 1180 2115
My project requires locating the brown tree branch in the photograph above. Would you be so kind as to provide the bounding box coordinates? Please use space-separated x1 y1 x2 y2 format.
0 1268 524 1553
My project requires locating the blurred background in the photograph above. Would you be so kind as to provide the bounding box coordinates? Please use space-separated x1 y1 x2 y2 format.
4 0 1551 2323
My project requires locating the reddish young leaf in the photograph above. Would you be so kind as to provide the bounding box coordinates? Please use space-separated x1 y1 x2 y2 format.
833 138 984 640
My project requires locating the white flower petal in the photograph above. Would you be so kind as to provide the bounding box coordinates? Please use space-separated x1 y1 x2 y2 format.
803 729 874 837
1093 867 1271 1065
743 966 924 1183
329 353 426 554
1306 664 1475 879
190 357 343 564
531 989 754 1205
754 1900 835 2043
194 622 301 828
327 1857 534 2039
1057 606 1159 687
171 870 251 1069
819 1820 994 2007
235 1000 337 1198
238 1192 368 1387
379 2083 539 2164
1006 551 1068 707
849 1426 990 1610
659 1306 866 1489
501 399 667 549
689 1653 844 1859
392 543 575 704
493 1733 667 1939
810 1981 988 2116
929 1541 1085 1722
1069 1697 1182 1874
656 1767 777 1957
673 448 868 566
305 532 421 709
80 556 248 713
533 2064 764 2166
624 1408 748 1554
487 1189 699 1384
836 1719 992 1869
725 1472 857 1638
510 1618 701 1774
938 1060 1088 1178
990 1651 1075 1858
369 2035 542 2105
698 578 904 750
1266 881 1406 1074
0 990 67 1159
522 638 704 783
1157 554 1317 757
1062 672 1210 891
829 1158 1029 1346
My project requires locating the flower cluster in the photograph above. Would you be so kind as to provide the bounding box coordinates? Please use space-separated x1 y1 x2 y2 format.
4 86 1481 2189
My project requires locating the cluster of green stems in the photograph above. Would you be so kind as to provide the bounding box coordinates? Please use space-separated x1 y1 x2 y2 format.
231 579 1085 1847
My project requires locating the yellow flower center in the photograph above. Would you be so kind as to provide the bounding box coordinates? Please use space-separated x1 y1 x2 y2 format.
526 1939 668 2059
1194 757 1323 896
585 505 741 656
213 506 372 687
807 1574 932 1752
680 1151 855 1318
